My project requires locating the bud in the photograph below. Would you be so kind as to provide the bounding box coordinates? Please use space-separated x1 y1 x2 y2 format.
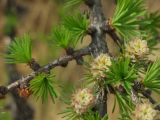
125 38 149 60
132 101 158 120
71 88 95 114
17 87 31 98
90 54 111 79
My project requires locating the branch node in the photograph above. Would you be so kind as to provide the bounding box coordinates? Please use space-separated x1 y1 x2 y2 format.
133 80 144 91
87 25 97 35
60 61 68 67
66 47 84 65
28 58 41 71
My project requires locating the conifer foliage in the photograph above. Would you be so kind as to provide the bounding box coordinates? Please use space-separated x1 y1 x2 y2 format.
5 34 32 63
1 0 160 120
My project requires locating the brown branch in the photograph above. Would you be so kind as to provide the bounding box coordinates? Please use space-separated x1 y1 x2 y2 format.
108 30 122 44
0 47 91 94
107 30 123 48
85 0 109 118
107 80 160 111
141 90 160 111
133 81 160 111
28 59 41 71
102 20 124 49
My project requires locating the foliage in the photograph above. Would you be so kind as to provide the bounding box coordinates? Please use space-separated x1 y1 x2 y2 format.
65 0 84 8
50 13 89 49
59 80 75 104
50 26 76 49
61 108 108 120
63 13 89 42
115 92 134 120
3 0 160 119
141 11 160 35
106 58 137 94
112 0 145 39
29 73 57 103
143 60 160 93
104 58 136 119
0 111 11 120
60 106 79 120
5 34 32 63
140 11 160 48
83 111 108 120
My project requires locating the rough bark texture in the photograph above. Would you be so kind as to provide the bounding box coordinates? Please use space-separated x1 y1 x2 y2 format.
88 0 108 118
89 0 108 57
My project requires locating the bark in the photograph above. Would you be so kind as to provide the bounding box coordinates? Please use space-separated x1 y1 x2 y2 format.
87 0 108 118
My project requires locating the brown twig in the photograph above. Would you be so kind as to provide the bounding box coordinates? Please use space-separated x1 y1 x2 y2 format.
28 58 41 71
107 80 160 111
102 19 124 49
133 81 160 111
0 47 91 93
141 90 160 111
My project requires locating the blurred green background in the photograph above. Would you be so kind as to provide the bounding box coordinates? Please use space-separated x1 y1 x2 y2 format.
0 0 160 120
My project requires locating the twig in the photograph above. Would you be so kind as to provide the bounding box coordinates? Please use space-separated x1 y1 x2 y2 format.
28 59 41 71
133 81 160 111
141 90 160 111
102 19 124 48
109 81 160 111
107 29 123 48
0 47 91 94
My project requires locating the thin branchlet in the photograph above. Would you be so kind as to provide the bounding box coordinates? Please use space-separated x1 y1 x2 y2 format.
0 47 91 94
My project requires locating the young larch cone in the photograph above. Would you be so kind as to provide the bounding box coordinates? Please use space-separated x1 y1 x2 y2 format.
125 38 149 60
132 101 158 120
90 53 112 79
71 88 95 114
